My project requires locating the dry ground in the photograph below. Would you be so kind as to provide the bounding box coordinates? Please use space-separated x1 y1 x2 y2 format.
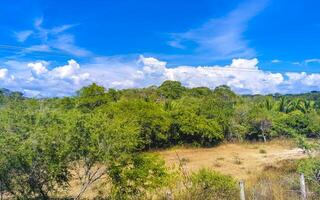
158 140 308 180
64 140 312 198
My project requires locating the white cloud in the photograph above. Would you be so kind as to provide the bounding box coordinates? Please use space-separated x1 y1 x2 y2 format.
0 59 90 96
167 0 269 60
14 30 33 42
50 34 91 57
51 59 84 79
34 17 44 27
271 59 281 63
50 24 77 35
28 61 48 75
0 68 8 79
305 58 320 64
2 56 320 97
13 18 88 57
137 56 283 94
24 45 51 53
292 62 302 66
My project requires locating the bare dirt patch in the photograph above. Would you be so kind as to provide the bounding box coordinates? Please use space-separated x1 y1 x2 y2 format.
158 140 307 180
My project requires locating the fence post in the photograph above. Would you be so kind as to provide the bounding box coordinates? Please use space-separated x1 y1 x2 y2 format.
239 180 246 200
165 190 173 200
300 173 307 200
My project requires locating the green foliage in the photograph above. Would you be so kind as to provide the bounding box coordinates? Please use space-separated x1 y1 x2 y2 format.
0 110 71 199
158 80 186 99
68 109 140 198
167 97 224 146
109 153 169 199
186 87 213 97
200 86 237 140
69 110 139 163
100 99 170 149
307 112 320 137
188 168 238 200
298 158 320 194
76 83 110 111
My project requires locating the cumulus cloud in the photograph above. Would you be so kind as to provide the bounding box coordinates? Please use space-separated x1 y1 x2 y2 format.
0 68 8 80
2 56 320 97
51 59 80 78
0 59 90 96
28 61 48 75
136 56 283 94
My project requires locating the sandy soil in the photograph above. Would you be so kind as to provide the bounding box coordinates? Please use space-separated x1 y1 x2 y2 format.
158 140 308 180
64 140 311 198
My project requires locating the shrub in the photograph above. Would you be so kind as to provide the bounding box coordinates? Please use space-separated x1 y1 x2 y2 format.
108 153 170 199
298 158 320 194
259 149 267 154
188 168 238 200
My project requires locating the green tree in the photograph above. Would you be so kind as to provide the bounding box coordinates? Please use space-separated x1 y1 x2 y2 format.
101 99 171 149
0 110 71 199
68 110 140 199
170 98 224 146
158 80 186 99
76 83 109 111
200 85 237 140
108 154 169 199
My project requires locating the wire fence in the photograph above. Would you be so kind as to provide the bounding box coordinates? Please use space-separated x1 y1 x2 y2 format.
239 173 314 200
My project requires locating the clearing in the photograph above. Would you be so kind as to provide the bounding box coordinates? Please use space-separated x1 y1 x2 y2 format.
158 140 308 180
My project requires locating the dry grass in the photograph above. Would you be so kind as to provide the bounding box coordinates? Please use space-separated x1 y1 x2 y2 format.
158 139 306 180
245 159 301 200
58 140 317 199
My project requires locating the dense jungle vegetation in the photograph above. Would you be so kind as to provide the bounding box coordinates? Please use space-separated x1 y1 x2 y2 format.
1 80 320 199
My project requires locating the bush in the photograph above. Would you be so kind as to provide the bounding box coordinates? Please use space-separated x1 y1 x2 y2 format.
0 111 71 199
187 168 238 200
298 158 320 194
108 154 170 199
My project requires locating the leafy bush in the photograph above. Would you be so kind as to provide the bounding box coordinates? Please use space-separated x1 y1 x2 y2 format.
298 158 320 194
108 154 170 199
187 168 238 200
0 111 71 199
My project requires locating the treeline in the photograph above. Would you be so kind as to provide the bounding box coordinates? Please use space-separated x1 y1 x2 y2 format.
47 81 320 146
1 81 320 199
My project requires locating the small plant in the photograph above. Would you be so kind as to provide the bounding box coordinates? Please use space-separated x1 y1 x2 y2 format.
259 149 267 154
217 157 225 161
233 156 242 165
213 162 222 168
181 157 190 165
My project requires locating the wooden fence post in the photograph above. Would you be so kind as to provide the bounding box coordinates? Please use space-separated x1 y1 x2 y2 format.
300 173 307 200
165 190 173 200
239 180 246 200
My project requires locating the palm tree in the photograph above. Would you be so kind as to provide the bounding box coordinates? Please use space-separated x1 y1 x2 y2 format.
286 99 300 113
261 97 274 111
278 97 288 113
298 99 314 113
265 98 274 111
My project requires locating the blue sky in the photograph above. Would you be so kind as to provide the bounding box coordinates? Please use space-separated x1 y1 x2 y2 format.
1 0 320 96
